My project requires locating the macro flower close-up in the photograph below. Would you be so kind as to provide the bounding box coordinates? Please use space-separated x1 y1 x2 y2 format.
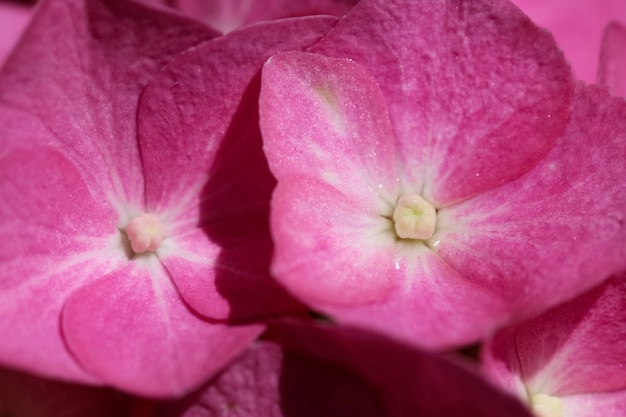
0 0 625 414
260 0 626 348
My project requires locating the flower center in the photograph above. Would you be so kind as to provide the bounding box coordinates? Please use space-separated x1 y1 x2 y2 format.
125 213 167 254
530 393 563 417
392 194 437 240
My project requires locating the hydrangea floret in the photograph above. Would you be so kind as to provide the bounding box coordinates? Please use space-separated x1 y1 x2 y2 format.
259 0 626 348
0 0 337 397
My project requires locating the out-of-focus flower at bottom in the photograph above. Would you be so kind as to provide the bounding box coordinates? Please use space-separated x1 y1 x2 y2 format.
481 273 626 417
141 321 534 417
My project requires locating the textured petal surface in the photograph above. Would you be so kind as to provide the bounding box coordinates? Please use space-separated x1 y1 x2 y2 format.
261 52 398 206
598 22 626 96
513 0 626 83
310 0 573 205
62 262 264 398
138 17 337 320
437 85 626 321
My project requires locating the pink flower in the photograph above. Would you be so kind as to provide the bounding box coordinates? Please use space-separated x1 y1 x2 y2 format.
512 0 626 84
481 273 626 417
259 0 626 348
147 321 533 417
0 0 336 397
141 0 358 33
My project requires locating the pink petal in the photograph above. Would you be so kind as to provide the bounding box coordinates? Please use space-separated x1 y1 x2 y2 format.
0 137 117 384
513 0 626 83
317 250 511 348
310 0 573 205
62 262 264 398
0 1 31 68
437 84 626 322
598 21 626 96
260 52 398 205
137 17 337 320
0 0 217 207
495 274 625 396
270 176 396 306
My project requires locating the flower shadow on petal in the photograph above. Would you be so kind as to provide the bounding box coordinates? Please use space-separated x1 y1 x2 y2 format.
198 71 305 321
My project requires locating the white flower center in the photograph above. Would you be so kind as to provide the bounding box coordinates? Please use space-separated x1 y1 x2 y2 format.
531 393 563 417
125 213 167 254
392 194 437 240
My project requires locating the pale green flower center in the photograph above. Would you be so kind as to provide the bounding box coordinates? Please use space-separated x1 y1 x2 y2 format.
392 194 437 240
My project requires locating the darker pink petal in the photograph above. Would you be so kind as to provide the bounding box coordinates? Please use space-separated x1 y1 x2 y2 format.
0 366 131 417
311 0 573 205
62 263 263 398
137 17 337 320
482 273 626 416
598 21 626 96
438 84 626 321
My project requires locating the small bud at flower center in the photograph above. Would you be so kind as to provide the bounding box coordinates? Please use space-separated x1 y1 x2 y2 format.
392 194 437 240
125 213 167 254
531 393 563 417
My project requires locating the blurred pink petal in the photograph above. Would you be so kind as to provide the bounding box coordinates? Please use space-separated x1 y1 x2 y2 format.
512 0 626 83
482 273 626 417
598 21 626 95
0 1 32 68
